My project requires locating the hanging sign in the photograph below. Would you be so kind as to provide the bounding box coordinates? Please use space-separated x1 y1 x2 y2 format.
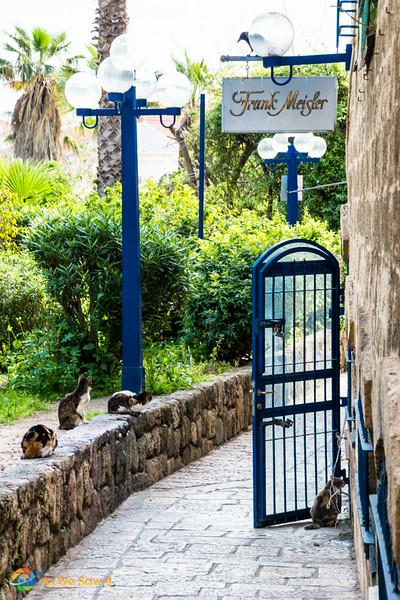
222 76 337 133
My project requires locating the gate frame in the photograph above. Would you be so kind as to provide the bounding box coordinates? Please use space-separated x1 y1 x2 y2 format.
252 238 342 528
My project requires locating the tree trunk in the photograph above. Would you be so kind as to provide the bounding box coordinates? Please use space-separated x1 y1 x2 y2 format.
12 77 61 161
170 112 197 189
260 161 275 219
229 141 256 188
94 0 129 195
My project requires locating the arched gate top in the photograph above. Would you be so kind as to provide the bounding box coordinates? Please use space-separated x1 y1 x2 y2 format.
252 238 339 276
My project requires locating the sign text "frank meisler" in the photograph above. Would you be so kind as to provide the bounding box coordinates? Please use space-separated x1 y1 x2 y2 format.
221 77 337 133
230 90 328 118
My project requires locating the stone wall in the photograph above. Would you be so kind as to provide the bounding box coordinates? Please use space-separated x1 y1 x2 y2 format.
0 368 251 600
343 1 400 597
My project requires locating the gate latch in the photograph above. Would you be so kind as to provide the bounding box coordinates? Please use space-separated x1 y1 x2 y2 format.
263 418 293 429
260 318 285 338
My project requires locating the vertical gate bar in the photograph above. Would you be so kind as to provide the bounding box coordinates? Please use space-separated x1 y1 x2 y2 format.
313 273 318 494
293 272 298 510
303 268 308 506
293 273 296 376
272 276 276 516
331 268 341 476
253 265 265 527
282 275 287 513
323 273 328 481
283 274 286 389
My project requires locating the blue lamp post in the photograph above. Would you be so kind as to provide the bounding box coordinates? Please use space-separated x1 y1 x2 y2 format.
257 133 327 225
65 38 191 393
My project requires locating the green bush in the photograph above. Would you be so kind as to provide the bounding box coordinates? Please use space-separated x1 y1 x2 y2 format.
184 212 340 362
140 174 229 240
23 195 192 380
6 324 81 395
141 223 191 338
0 251 47 358
143 339 229 395
0 190 18 249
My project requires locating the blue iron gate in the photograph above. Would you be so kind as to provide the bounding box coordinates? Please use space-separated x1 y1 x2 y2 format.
252 239 342 527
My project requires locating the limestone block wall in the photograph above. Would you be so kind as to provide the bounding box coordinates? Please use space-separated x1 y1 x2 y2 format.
0 368 251 600
343 1 400 597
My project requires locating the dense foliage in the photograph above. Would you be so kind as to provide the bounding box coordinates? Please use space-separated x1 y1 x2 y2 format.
0 59 346 410
0 251 47 355
184 211 340 361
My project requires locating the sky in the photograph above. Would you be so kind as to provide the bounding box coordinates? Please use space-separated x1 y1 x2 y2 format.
0 0 340 118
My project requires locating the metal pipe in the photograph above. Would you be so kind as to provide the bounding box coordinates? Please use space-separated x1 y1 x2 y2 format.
198 93 206 239
120 87 145 392
287 143 299 225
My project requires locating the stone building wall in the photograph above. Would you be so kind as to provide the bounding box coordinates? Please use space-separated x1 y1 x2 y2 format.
0 368 251 600
343 1 400 597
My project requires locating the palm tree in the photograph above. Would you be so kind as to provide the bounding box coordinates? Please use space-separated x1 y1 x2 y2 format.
94 0 129 195
170 51 212 188
0 27 72 161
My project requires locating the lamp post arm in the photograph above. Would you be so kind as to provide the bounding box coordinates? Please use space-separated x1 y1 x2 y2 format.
220 44 352 71
77 107 119 117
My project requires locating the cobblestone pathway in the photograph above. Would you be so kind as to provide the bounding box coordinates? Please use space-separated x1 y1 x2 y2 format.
28 432 359 600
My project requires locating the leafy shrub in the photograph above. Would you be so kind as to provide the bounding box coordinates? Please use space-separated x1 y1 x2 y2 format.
0 388 50 425
184 212 340 361
144 339 229 395
140 174 229 240
0 190 18 249
141 223 191 338
0 251 47 357
23 195 192 380
37 160 73 204
6 324 81 395
24 200 122 377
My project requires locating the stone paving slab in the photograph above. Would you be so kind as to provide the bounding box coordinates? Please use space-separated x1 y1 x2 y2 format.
27 432 359 600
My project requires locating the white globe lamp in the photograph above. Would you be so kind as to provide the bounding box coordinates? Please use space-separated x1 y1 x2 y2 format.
272 133 293 153
308 136 327 158
153 72 192 107
249 12 294 57
257 137 278 160
97 57 135 93
110 33 146 72
65 72 102 108
134 69 156 99
293 132 315 153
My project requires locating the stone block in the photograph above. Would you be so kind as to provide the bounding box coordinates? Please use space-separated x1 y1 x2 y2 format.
67 469 77 516
167 430 181 458
181 416 192 448
205 411 216 439
82 462 94 508
216 418 225 445
146 455 168 483
191 421 198 445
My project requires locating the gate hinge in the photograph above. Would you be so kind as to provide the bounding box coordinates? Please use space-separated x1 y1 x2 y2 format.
340 396 348 407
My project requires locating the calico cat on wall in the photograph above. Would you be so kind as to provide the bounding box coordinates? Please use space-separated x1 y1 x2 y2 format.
304 476 344 529
21 424 58 459
58 374 93 430
108 390 152 414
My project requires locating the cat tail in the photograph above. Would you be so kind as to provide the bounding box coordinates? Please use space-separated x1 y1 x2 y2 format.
304 523 320 530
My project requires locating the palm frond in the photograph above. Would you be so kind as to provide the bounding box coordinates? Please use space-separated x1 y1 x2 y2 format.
0 158 52 202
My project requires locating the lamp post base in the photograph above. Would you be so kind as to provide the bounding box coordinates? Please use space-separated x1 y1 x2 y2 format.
122 366 145 393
